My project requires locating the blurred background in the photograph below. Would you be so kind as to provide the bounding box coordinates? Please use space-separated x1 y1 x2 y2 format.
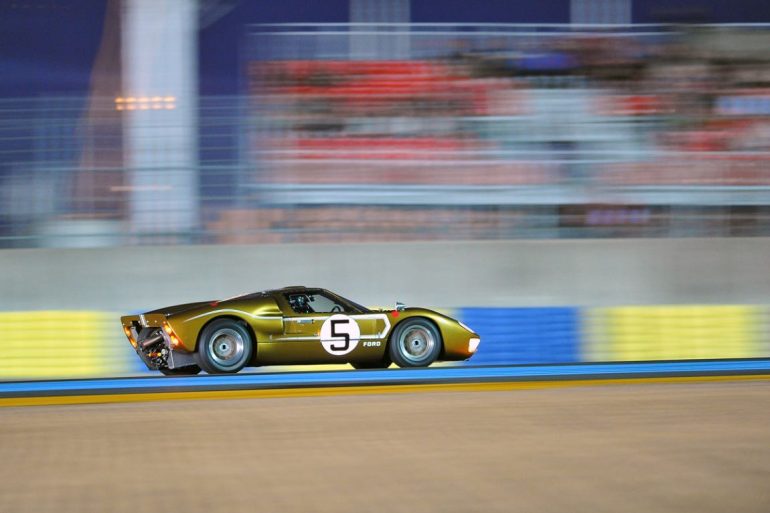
2 0 770 378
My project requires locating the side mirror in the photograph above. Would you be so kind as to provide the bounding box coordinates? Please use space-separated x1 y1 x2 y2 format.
395 301 406 312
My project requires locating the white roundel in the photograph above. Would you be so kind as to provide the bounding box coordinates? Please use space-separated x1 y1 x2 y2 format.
320 314 360 356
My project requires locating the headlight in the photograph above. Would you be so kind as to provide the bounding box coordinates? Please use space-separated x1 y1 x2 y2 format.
458 321 474 333
468 338 480 353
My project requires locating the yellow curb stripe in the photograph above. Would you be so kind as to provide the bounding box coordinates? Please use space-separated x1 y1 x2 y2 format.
0 311 130 378
2 374 770 408
588 305 765 361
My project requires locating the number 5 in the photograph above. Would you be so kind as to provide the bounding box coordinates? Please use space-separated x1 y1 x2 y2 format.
330 319 350 351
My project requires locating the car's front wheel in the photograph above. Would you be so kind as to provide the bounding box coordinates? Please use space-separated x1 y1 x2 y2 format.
194 318 253 374
389 318 442 368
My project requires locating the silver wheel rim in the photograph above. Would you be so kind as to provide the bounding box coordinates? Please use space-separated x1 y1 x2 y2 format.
398 325 435 364
207 328 246 369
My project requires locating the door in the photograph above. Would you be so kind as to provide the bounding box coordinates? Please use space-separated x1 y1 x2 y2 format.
261 290 383 364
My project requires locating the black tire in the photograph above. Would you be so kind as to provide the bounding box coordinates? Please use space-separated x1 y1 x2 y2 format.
194 318 253 374
159 365 201 376
388 318 442 368
350 357 391 370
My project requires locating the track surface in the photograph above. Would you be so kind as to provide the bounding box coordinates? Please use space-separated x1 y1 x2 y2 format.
1 381 768 513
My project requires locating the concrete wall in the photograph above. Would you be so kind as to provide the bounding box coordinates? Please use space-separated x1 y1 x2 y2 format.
2 238 770 312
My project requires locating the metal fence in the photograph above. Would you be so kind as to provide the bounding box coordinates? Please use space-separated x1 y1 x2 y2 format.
3 23 770 247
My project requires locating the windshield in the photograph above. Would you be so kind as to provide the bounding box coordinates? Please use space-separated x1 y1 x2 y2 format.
327 290 371 314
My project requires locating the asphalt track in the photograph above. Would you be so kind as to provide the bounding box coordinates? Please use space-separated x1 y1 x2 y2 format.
0 379 768 513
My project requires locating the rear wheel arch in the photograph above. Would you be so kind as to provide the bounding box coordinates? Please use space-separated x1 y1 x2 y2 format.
196 315 257 351
194 316 256 374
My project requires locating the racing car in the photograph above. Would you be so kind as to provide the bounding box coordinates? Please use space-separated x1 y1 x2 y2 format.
120 286 480 375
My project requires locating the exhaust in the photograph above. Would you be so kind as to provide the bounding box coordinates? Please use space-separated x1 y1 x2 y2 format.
140 333 164 350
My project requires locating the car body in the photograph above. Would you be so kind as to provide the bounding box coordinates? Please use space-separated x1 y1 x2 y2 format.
120 286 480 375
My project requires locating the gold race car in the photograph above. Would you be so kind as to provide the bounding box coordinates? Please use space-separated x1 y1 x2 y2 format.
121 286 480 375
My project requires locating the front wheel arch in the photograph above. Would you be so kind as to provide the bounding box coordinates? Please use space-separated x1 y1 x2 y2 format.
387 317 443 368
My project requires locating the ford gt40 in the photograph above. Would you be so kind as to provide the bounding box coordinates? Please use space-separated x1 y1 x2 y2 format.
120 286 480 375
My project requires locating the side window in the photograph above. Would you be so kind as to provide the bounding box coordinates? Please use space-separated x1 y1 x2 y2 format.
286 293 347 314
287 294 313 314
307 293 345 313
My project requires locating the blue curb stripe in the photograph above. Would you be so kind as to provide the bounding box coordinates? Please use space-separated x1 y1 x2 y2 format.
459 307 580 365
1 359 770 396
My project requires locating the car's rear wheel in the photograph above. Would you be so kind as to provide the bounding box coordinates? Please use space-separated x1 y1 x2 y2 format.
194 318 253 374
389 318 442 368
159 365 201 376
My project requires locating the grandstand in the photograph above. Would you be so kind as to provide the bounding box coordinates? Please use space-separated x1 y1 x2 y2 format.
3 7 770 246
